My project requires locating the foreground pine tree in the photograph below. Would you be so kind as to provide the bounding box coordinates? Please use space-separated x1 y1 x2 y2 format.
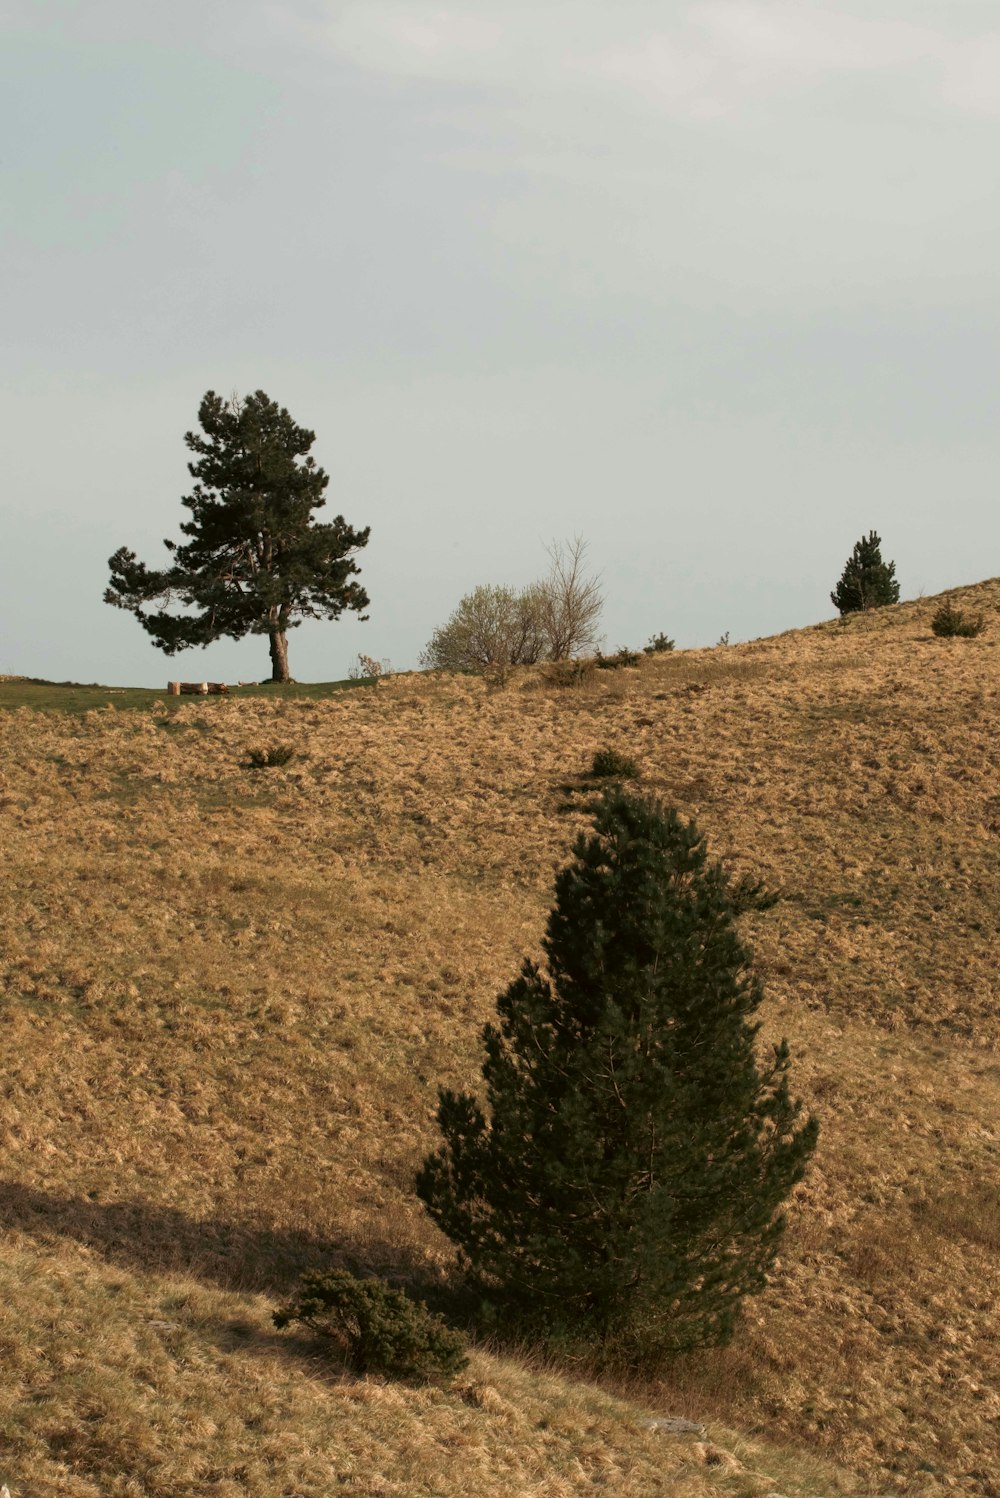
830 530 900 614
417 790 818 1361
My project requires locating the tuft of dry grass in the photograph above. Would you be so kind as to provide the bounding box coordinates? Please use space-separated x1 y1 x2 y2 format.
1 581 999 1495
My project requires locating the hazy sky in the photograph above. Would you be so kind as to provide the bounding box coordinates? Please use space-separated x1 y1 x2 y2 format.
3 1 999 683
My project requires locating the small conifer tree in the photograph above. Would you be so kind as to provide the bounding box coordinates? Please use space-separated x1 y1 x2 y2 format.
930 602 985 638
831 530 900 614
417 790 818 1360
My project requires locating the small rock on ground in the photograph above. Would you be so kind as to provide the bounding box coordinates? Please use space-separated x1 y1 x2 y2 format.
644 1416 706 1435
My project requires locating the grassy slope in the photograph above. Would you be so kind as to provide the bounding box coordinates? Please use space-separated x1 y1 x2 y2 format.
0 581 998 1497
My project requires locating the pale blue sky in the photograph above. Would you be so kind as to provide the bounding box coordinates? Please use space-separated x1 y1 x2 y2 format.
3 2 998 682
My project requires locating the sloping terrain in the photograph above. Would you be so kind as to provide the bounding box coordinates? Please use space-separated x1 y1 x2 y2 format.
0 581 998 1497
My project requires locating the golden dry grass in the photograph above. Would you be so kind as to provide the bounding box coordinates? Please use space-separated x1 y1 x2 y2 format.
1 579 998 1496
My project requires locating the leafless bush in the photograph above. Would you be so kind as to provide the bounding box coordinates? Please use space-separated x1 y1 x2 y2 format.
538 537 604 661
348 654 392 681
421 539 604 674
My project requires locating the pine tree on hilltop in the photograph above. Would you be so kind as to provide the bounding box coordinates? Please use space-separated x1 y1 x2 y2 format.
831 530 900 615
416 790 818 1360
105 390 370 682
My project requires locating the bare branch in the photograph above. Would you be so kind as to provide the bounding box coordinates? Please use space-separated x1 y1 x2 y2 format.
539 536 604 659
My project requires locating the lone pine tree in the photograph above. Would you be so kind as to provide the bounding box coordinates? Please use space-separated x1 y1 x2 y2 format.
830 530 900 615
105 390 370 682
417 789 818 1361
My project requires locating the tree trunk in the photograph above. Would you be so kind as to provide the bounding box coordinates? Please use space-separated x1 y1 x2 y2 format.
269 629 290 682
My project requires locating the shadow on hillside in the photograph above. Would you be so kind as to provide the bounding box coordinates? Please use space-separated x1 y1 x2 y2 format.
0 1179 450 1307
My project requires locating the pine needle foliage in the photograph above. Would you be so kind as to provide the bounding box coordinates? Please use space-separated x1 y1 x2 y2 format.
273 1270 468 1382
643 632 675 654
105 390 370 681
831 531 900 615
416 790 818 1362
589 748 639 780
930 602 986 638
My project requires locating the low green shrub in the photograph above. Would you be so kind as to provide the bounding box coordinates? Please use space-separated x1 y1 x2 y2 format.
596 648 641 670
273 1270 468 1382
931 603 985 638
246 743 296 769
590 748 639 780
545 658 597 687
643 633 675 654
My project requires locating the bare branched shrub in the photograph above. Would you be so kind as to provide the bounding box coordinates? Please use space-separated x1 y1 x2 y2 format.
421 540 603 675
539 537 604 661
348 654 392 681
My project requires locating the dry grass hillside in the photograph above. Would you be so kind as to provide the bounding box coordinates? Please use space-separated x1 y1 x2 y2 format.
1 580 998 1498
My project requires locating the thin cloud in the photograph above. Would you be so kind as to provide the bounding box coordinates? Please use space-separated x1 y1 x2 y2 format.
272 2 510 82
939 32 1000 115
292 2 1000 121
332 6 504 76
21 3 1000 121
571 6 941 120
696 3 937 73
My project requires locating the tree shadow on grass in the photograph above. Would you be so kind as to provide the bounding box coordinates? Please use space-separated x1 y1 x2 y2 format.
0 1178 483 1388
204 1315 362 1383
0 1178 455 1308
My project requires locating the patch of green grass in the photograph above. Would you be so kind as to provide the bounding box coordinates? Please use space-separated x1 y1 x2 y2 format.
799 701 895 728
98 772 175 809
193 786 279 814
156 715 214 735
0 678 370 713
